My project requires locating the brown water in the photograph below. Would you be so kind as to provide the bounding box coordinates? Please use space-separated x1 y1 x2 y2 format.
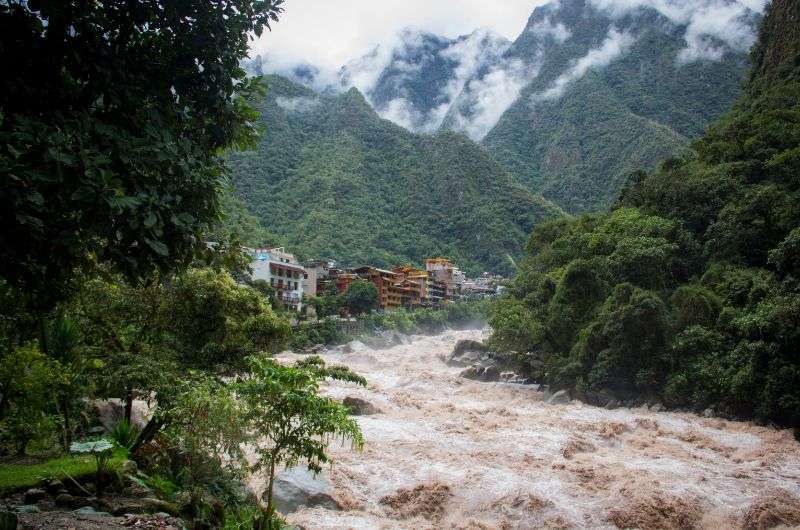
265 329 800 529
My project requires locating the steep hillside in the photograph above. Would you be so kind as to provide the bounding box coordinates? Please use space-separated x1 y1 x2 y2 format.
335 0 759 214
227 75 563 275
492 0 800 427
339 29 510 133
479 0 755 213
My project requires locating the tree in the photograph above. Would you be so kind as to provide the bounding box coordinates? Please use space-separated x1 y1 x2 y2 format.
235 355 365 524
0 0 284 311
344 280 378 315
0 343 55 455
48 315 87 451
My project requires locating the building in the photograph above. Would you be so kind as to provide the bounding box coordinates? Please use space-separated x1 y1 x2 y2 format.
248 247 305 312
302 259 334 298
349 266 404 311
425 258 465 300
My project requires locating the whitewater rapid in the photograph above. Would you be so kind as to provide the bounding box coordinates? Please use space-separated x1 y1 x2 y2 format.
267 329 800 529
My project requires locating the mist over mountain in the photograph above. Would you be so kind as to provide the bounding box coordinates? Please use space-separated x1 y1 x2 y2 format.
227 75 563 275
251 0 764 213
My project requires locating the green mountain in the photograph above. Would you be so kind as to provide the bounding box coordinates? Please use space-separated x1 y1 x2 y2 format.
227 75 563 275
491 0 800 427
334 0 759 214
478 0 756 213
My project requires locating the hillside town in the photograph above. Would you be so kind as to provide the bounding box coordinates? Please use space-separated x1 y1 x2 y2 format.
247 247 502 313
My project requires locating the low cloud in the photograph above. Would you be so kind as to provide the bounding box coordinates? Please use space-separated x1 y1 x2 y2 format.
589 0 767 63
275 96 320 113
531 28 634 103
449 56 542 140
527 15 571 44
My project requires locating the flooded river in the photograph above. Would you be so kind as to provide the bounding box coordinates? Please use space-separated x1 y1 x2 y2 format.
265 329 800 529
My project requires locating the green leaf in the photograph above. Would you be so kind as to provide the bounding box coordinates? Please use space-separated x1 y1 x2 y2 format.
144 238 169 257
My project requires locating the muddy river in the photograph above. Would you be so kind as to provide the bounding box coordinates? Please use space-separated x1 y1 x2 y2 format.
261 329 800 529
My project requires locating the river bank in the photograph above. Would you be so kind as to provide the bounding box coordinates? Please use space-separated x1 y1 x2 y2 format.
261 329 800 529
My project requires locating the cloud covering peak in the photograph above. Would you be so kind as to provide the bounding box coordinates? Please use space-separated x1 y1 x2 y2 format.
589 0 767 62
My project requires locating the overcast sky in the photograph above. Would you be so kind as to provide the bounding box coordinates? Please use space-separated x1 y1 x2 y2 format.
249 0 547 77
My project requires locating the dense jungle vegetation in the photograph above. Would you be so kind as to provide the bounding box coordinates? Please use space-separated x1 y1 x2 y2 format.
490 0 800 428
227 75 564 277
0 1 369 528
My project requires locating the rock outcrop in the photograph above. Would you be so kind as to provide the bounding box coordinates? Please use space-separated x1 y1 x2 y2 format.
270 467 341 515
343 396 381 416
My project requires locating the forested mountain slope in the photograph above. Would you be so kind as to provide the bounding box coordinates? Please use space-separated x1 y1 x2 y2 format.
478 0 756 212
334 0 758 213
491 0 800 427
227 75 563 275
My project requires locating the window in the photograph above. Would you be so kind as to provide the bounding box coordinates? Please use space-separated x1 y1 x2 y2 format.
270 278 275 286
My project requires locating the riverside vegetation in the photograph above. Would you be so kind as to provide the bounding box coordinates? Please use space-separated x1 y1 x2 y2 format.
0 1 369 528
490 0 800 430
1 0 799 529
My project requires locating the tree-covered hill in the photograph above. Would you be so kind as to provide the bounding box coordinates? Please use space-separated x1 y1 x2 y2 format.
227 75 564 275
491 0 800 428
479 0 755 213
331 0 758 214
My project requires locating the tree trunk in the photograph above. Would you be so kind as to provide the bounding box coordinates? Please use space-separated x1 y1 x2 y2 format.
265 456 277 520
129 415 164 456
60 395 71 452
124 384 133 423
38 317 49 356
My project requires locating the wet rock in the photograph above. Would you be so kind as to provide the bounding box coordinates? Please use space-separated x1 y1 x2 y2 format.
499 371 529 384
44 479 64 494
446 340 490 367
604 399 620 410
74 506 112 517
702 407 715 418
13 505 39 514
110 501 147 516
23 488 46 504
55 493 80 507
142 498 179 516
343 396 381 415
342 340 365 354
459 365 501 382
546 390 571 405
271 467 341 515
650 402 665 412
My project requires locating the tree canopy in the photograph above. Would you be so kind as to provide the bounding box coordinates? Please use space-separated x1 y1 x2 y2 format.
0 0 283 310
491 0 800 427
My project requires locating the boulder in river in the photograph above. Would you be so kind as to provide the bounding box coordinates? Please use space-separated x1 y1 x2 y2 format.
446 340 491 367
459 365 501 382
546 390 571 405
343 396 381 415
271 467 341 515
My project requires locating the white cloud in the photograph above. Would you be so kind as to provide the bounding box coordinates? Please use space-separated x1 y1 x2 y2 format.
249 0 548 88
275 96 320 113
527 15 571 43
588 0 767 63
377 97 420 130
449 56 543 140
531 28 635 103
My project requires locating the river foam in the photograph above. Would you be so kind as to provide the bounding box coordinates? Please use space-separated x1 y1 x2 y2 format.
261 329 800 529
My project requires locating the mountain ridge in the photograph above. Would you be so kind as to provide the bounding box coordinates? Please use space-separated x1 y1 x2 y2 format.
227 74 564 275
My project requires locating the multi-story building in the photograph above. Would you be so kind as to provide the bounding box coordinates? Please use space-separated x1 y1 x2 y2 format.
302 259 334 298
349 266 404 311
248 247 305 312
425 258 465 300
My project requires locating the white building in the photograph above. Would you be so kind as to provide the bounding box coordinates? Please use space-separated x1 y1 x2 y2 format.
248 247 306 312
